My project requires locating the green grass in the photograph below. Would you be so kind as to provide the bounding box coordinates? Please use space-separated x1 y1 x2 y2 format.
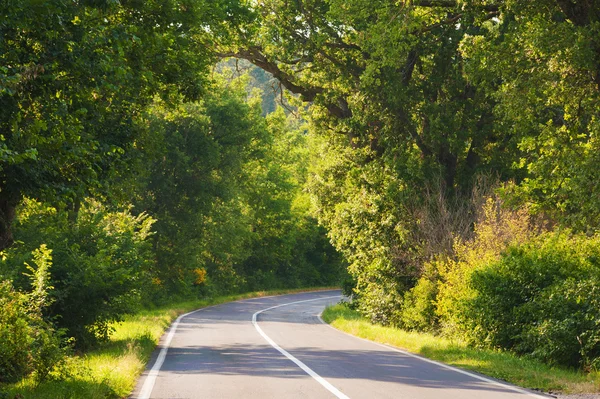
322 304 600 395
1 287 337 399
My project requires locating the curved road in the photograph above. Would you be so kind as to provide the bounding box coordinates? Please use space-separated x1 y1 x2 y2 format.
131 290 550 399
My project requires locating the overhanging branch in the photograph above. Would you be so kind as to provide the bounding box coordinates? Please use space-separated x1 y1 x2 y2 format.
411 0 499 12
217 46 352 118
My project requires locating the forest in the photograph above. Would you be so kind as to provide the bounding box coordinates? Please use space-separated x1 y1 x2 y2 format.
1 0 600 388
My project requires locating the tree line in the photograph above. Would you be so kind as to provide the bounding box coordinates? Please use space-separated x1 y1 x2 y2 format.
216 0 600 371
0 0 343 383
1 0 599 384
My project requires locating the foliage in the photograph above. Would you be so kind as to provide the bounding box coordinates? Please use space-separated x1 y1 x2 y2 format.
434 197 533 335
0 0 215 249
459 1 600 229
395 194 532 334
220 0 600 229
0 246 65 384
239 108 345 291
133 84 262 297
1 199 155 348
465 233 600 369
400 261 439 333
216 3 600 366
323 303 600 394
305 131 418 325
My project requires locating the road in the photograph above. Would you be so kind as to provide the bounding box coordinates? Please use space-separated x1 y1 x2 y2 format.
131 290 551 399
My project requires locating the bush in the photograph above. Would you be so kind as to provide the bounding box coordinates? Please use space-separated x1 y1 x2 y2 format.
401 261 439 332
2 199 155 348
0 246 66 383
355 258 406 327
524 278 600 370
435 197 532 336
0 280 33 383
465 233 600 369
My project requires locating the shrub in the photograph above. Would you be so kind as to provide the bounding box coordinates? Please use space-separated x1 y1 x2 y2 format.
355 258 406 327
0 280 33 383
0 245 66 383
524 278 600 370
435 197 532 336
2 198 155 348
401 261 439 332
465 233 600 369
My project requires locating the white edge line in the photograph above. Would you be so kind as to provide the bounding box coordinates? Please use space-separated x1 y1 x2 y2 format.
137 305 210 399
253 295 350 399
136 290 341 399
316 313 552 399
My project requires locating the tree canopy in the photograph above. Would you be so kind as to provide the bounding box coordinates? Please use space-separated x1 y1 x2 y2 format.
1 0 600 383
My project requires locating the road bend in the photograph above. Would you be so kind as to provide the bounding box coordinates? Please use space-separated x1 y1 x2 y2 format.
131 290 551 399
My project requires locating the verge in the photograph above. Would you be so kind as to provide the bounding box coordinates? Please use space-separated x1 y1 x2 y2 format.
321 304 599 396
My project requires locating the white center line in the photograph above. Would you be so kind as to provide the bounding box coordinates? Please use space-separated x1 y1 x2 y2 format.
136 291 341 399
252 295 349 399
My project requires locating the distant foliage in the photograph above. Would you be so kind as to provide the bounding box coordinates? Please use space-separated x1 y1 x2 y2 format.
131 81 344 299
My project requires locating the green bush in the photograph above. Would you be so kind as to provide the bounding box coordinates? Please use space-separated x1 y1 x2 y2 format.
465 233 600 369
2 199 155 348
0 246 65 383
523 278 600 370
355 259 406 327
0 280 33 383
435 197 533 336
401 261 439 332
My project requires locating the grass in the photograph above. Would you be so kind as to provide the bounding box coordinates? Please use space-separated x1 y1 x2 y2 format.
322 303 600 395
1 287 337 399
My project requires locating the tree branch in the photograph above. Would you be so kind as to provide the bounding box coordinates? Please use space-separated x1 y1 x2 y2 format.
217 47 352 118
410 0 500 12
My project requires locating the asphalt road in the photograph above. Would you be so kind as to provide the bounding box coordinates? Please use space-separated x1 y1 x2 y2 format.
131 290 551 399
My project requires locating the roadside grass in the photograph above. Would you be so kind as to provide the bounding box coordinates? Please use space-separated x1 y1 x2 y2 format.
1 287 337 399
322 303 600 395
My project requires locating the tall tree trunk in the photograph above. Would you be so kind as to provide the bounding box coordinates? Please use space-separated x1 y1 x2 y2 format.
438 144 458 198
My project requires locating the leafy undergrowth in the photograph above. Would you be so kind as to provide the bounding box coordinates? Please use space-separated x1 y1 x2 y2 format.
1 287 336 399
322 304 600 395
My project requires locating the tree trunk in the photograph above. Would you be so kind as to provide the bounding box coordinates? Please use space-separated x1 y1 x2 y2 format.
438 144 458 198
0 195 18 251
67 198 82 225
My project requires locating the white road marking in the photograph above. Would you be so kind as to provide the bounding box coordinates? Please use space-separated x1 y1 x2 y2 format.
136 290 341 399
137 306 211 399
316 314 552 399
253 295 350 399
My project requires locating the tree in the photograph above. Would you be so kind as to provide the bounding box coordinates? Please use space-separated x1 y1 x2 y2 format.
216 0 600 225
215 0 600 320
0 0 216 250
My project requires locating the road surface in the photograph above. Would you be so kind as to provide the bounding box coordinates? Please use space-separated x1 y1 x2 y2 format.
131 290 551 399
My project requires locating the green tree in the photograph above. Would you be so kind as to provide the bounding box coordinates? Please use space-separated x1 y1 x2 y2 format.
216 0 600 320
131 77 267 296
0 0 216 250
